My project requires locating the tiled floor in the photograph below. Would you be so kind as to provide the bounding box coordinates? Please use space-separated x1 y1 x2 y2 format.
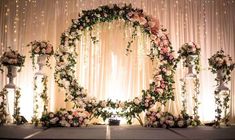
0 124 235 139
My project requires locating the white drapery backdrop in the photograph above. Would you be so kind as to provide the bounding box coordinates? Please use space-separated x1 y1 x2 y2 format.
76 21 154 101
0 0 234 123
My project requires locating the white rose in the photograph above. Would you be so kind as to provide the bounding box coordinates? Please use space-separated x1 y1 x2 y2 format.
133 98 140 105
168 120 175 127
150 34 157 40
153 121 158 127
188 42 193 46
177 120 184 127
186 119 191 125
156 113 161 118
78 100 85 107
63 80 70 88
68 115 73 120
160 117 165 124
119 102 125 108
42 48 46 54
101 101 106 108
67 94 73 101
166 70 172 76
119 10 124 15
117 3 125 8
108 4 114 9
155 75 162 81
155 81 161 87
84 119 88 124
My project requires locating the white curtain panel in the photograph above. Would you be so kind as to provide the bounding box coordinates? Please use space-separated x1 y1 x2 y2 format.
0 0 234 123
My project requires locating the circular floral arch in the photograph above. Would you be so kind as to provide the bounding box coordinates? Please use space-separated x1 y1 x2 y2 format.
55 4 175 124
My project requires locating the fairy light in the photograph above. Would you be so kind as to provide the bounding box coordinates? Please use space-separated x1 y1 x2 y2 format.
4 25 7 33
41 10 45 26
32 0 37 37
202 1 206 37
175 0 179 37
65 0 68 24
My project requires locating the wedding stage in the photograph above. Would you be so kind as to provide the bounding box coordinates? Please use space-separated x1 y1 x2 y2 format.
0 0 235 140
1 124 235 140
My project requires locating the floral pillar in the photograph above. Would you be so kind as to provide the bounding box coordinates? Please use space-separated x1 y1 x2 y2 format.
176 42 201 126
27 40 54 126
0 47 25 125
208 50 234 127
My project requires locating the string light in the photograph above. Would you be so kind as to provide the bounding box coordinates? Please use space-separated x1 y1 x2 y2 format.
65 0 68 24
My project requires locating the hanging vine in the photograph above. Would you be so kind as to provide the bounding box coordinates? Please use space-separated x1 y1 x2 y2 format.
192 77 200 126
180 79 187 115
13 88 21 124
32 76 39 126
41 76 49 114
0 88 9 125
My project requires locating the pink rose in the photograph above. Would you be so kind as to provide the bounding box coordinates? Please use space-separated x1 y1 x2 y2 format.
161 34 167 40
154 38 161 46
46 45 53 54
79 117 84 121
161 83 165 89
161 47 169 54
163 40 169 46
168 54 174 60
150 116 156 122
127 12 134 18
150 26 159 35
162 67 167 72
150 34 157 40
156 88 163 94
34 46 40 54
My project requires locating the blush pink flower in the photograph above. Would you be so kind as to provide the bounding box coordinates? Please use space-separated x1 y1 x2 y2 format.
139 16 147 25
161 47 169 54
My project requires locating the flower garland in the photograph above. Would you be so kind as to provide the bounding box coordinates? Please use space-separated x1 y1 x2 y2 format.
180 79 187 114
32 76 50 126
0 88 22 125
176 42 201 126
0 88 9 125
40 108 89 127
145 110 192 128
13 88 21 124
0 47 25 72
53 3 176 126
32 76 40 126
208 50 234 127
192 77 200 126
27 40 54 69
41 76 49 114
